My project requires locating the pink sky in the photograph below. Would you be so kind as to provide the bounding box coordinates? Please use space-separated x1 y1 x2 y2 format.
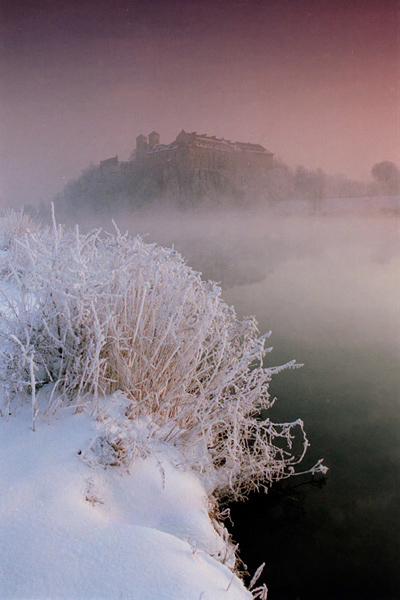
1 0 399 205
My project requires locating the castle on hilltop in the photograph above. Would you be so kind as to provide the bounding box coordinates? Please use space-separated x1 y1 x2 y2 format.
100 130 274 178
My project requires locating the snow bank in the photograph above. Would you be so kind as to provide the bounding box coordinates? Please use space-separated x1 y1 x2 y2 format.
0 405 251 599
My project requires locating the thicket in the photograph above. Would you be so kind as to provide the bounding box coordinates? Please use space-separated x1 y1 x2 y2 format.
0 209 326 500
0 208 42 268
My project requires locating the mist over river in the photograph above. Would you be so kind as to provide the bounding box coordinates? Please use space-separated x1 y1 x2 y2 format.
221 215 400 600
111 206 400 599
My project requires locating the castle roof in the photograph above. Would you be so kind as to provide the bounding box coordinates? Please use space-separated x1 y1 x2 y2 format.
100 156 119 166
235 141 273 154
175 130 272 154
138 129 274 157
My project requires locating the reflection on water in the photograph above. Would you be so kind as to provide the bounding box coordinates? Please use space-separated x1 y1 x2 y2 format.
221 215 400 600
123 209 399 599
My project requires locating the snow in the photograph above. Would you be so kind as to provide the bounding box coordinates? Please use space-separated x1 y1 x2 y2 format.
0 405 251 599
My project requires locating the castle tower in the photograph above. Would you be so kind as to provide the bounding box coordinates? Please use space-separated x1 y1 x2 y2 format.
148 131 160 151
136 134 148 158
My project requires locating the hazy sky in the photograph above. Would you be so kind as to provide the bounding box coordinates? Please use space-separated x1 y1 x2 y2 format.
1 0 399 205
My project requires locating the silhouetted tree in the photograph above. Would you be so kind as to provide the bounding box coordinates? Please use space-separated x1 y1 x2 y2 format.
294 166 326 212
371 161 400 195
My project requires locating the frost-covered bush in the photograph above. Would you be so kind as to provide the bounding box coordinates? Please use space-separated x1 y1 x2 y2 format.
0 209 42 271
0 212 326 499
0 209 41 247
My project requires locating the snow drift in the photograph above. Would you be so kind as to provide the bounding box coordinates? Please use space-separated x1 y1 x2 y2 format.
0 405 252 599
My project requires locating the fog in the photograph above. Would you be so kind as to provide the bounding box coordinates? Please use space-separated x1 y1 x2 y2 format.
72 204 399 362
3 1 399 207
58 201 399 368
106 209 398 342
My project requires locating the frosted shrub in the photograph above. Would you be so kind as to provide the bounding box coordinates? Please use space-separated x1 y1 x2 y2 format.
0 214 326 498
0 208 42 272
0 208 41 247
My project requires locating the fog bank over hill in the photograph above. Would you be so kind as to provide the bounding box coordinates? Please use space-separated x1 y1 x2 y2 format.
48 153 400 228
53 161 396 220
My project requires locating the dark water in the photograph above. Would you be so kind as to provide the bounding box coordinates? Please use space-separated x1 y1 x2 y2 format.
122 208 400 599
219 215 400 600
228 342 400 599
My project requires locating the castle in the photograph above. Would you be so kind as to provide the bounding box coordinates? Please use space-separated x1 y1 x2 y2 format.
100 130 274 178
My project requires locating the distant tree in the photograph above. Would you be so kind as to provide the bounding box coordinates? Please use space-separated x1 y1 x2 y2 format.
371 161 400 195
294 166 326 212
256 160 294 204
325 173 370 199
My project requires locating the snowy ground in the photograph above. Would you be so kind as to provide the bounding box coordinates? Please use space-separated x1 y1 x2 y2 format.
0 229 254 600
0 404 251 599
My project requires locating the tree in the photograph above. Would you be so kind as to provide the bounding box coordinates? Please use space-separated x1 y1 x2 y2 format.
371 161 400 195
294 166 326 212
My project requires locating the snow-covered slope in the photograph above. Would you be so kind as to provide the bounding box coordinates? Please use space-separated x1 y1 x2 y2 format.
0 405 251 599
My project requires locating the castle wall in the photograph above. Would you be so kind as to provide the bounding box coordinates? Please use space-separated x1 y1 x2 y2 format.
104 130 274 180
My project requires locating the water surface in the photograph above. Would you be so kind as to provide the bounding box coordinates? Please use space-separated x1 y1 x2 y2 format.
220 214 400 600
